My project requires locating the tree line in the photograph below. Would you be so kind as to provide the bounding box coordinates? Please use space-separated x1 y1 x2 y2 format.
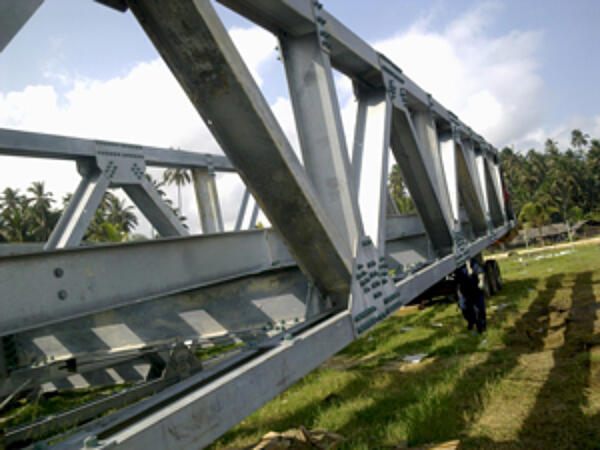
500 129 600 230
0 171 186 244
388 129 600 232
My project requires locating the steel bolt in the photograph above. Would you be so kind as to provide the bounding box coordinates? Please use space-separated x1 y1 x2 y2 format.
57 290 68 300
54 267 64 278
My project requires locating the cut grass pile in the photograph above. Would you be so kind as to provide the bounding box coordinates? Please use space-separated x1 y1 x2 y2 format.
211 243 600 449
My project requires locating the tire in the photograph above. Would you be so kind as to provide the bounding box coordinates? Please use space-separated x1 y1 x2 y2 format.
492 260 502 291
484 260 497 296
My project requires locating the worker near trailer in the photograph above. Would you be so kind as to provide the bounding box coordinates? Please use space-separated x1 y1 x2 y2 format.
455 258 487 333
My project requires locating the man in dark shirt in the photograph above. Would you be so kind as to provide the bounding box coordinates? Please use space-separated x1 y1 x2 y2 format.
455 258 487 333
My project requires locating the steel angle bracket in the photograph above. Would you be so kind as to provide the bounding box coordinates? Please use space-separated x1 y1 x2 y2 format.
91 141 147 187
350 236 401 336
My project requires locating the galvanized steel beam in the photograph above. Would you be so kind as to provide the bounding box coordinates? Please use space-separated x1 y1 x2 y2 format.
234 188 251 231
351 85 391 251
217 0 500 153
45 162 111 250
2 267 313 398
0 229 294 336
0 1 518 447
122 176 189 237
483 156 505 228
0 127 234 171
388 103 454 254
128 0 352 301
54 312 356 450
0 0 43 52
280 28 361 252
455 137 488 235
192 169 224 233
411 110 454 232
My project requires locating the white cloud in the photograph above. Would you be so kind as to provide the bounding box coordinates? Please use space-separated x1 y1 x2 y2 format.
371 1 544 149
229 26 277 87
0 25 277 236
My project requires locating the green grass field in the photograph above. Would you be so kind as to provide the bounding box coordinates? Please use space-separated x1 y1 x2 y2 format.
211 244 600 449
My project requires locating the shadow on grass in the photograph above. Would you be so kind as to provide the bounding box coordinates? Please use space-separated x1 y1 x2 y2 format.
467 271 600 449
399 274 565 446
320 275 564 448
212 277 545 448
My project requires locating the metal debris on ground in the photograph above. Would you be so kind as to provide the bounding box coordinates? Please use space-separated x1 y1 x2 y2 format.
413 440 461 449
533 249 573 261
240 426 344 449
490 303 511 311
402 353 429 364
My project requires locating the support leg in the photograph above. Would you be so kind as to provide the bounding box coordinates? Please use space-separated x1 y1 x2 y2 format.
45 161 110 250
192 169 223 234
388 105 454 255
351 86 391 251
249 202 259 229
280 31 361 253
234 188 250 231
122 177 189 238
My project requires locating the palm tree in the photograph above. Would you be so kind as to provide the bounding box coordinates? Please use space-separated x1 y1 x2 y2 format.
587 140 600 209
0 188 31 242
571 129 589 151
388 164 416 214
163 167 191 211
544 139 559 155
86 221 125 243
105 194 138 233
1 187 22 211
27 181 56 241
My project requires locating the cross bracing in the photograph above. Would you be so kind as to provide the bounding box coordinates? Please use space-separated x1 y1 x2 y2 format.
0 1 515 448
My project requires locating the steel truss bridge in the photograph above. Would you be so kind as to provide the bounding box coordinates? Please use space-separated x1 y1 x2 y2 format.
0 1 515 448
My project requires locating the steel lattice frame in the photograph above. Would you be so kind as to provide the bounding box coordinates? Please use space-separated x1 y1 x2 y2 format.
0 1 515 448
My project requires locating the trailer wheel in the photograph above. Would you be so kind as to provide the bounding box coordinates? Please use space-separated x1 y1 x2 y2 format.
492 260 502 291
484 260 498 296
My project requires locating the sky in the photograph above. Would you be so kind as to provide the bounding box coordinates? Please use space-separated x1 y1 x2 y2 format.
1 0 599 236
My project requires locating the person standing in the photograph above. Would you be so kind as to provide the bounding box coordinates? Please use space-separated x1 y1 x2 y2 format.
455 258 487 333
